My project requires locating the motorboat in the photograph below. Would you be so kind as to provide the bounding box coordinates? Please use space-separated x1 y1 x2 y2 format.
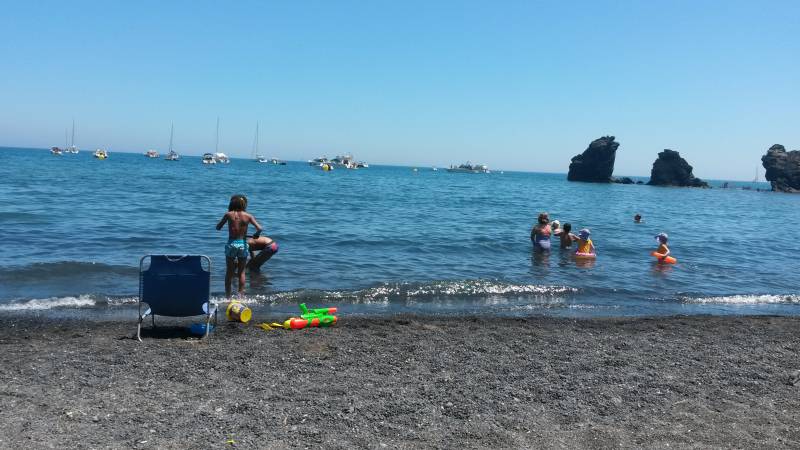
202 153 216 164
145 149 160 158
447 162 490 173
50 147 63 155
331 154 358 169
207 118 229 164
356 161 369 168
93 149 108 159
213 152 230 164
308 157 330 166
269 158 287 165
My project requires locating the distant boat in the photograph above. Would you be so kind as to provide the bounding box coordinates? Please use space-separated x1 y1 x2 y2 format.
432 167 438 171
206 117 230 164
252 122 268 163
50 146 63 156
269 157 287 165
309 157 330 166
144 149 160 158
66 120 78 154
447 162 490 173
164 123 179 161
94 149 108 159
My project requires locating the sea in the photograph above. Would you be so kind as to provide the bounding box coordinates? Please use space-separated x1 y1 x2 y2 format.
1 147 798 319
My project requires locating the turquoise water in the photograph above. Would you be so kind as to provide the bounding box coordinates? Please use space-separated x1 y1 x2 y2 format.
1 147 798 317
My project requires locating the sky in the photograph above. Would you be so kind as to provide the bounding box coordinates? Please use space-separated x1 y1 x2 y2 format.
0 0 798 179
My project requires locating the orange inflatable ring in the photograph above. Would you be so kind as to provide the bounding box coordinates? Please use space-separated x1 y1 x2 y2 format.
651 251 677 264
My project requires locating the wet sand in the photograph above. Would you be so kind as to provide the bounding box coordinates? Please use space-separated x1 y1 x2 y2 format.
1 314 799 448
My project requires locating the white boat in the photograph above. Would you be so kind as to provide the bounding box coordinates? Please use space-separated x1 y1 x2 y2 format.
66 120 79 154
252 122 268 163
205 118 230 164
164 124 179 161
145 149 160 158
269 158 287 165
331 154 357 169
357 162 369 168
432 167 438 171
308 157 330 166
447 162 490 173
94 149 108 159
50 147 63 155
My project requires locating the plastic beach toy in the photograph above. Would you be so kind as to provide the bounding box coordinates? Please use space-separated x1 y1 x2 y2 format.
226 301 252 323
189 322 215 336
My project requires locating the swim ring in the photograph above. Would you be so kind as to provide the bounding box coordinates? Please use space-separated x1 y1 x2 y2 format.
575 252 596 259
651 251 677 264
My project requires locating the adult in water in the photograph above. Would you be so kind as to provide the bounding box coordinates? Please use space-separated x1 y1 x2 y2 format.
530 212 552 252
232 194 279 271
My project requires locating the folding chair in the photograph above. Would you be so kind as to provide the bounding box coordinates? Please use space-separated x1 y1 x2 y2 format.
138 255 216 341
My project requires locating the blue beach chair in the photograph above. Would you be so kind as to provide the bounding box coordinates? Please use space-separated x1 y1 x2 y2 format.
138 255 216 341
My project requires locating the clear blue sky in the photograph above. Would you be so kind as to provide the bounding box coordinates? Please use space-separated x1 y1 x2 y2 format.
1 0 798 179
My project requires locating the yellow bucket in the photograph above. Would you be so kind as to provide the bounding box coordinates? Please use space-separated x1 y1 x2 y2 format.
226 301 252 323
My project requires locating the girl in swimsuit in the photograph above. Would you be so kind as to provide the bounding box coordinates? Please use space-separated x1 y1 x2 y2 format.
216 195 263 298
530 212 552 252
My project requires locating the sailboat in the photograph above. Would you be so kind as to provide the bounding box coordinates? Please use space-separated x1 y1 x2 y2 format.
66 120 79 154
164 123 180 161
204 117 229 164
253 122 268 163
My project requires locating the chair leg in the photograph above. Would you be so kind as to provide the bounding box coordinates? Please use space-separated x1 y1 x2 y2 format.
152 315 156 328
137 318 143 342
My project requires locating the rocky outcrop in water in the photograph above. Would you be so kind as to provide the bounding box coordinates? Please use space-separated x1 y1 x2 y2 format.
762 144 800 193
613 177 635 185
567 136 619 182
647 149 708 188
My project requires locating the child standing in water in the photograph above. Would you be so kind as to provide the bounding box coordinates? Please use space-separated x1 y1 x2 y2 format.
559 223 578 249
575 228 595 255
217 195 262 298
654 232 670 260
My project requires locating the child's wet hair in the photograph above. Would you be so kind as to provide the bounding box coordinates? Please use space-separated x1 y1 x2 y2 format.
228 195 247 211
563 223 572 233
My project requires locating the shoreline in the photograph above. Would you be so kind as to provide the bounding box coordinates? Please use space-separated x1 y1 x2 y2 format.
1 314 799 448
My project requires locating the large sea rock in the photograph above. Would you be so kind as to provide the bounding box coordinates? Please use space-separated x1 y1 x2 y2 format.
647 149 708 188
762 144 800 193
567 136 619 182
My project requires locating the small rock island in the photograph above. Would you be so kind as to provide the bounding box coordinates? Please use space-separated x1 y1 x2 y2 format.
567 136 619 183
647 149 708 188
762 144 800 193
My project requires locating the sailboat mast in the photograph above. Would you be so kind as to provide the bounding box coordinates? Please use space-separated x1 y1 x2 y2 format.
71 119 75 147
253 121 259 158
215 117 220 153
65 129 68 148
168 123 174 152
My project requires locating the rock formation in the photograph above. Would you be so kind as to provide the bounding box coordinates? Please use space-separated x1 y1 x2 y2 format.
567 136 619 182
613 177 635 184
647 149 708 188
762 144 800 193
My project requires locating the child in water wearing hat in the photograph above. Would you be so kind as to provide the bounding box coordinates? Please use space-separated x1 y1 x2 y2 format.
654 232 670 260
575 228 595 255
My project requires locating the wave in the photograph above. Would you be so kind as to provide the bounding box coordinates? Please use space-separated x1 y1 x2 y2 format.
0 294 139 311
0 261 137 282
238 280 578 305
683 294 800 305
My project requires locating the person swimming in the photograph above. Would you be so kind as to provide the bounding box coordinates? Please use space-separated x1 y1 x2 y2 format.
530 212 552 252
634 213 643 223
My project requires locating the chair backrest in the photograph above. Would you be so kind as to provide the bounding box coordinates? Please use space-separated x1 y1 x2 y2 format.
139 255 211 317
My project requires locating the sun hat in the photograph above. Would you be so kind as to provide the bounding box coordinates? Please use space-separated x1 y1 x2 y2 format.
551 220 560 228
578 228 591 239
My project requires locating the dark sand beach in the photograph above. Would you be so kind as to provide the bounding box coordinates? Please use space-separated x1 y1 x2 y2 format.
1 314 799 449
